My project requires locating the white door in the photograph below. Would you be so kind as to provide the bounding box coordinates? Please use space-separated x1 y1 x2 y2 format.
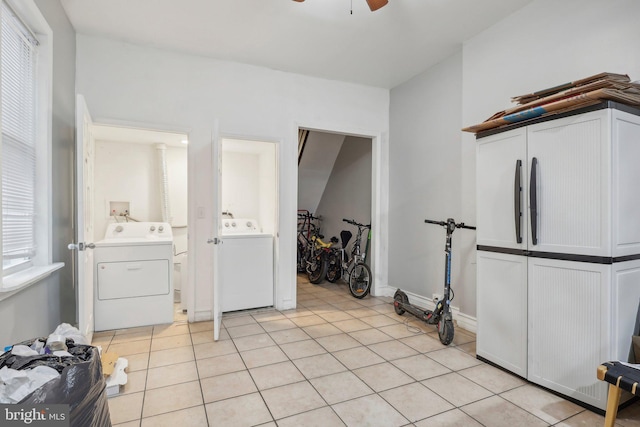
72 94 96 343
476 128 528 250
526 110 611 257
527 257 610 409
211 124 222 341
476 250 528 378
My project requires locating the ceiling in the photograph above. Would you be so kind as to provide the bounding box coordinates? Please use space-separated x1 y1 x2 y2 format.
60 0 533 89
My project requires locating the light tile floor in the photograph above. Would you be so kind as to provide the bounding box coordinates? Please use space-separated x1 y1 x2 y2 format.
95 276 640 426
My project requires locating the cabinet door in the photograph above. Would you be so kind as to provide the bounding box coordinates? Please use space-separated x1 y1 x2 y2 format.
528 257 609 409
476 251 527 378
612 110 640 257
477 128 528 250
527 110 611 257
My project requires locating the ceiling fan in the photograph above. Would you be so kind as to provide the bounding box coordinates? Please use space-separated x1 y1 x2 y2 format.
292 0 389 12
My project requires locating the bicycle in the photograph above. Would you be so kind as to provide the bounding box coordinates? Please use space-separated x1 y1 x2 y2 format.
297 211 320 273
326 218 372 298
393 218 475 345
306 232 337 284
296 211 337 284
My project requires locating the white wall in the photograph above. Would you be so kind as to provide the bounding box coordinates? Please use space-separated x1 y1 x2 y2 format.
258 144 277 236
167 147 188 227
93 141 188 240
315 136 372 245
298 132 345 213
221 143 276 234
75 34 390 319
221 152 261 221
388 51 466 316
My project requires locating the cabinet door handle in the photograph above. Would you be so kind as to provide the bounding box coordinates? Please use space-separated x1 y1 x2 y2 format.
529 157 538 245
514 159 523 244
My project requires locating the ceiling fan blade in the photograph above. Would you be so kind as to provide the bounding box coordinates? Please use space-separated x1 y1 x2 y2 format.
366 0 388 11
292 0 304 2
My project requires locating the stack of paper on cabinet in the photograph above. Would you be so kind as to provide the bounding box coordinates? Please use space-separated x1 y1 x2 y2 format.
463 72 640 134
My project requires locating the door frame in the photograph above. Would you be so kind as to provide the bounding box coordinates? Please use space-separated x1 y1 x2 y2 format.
293 121 387 303
75 114 194 325
212 131 280 340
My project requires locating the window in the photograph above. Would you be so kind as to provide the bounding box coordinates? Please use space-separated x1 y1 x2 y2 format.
0 0 60 294
1 0 38 270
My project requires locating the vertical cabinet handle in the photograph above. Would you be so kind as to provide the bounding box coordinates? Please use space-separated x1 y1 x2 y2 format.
529 157 538 245
514 160 523 244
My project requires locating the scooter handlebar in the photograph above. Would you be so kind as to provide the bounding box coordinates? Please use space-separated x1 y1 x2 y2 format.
424 219 476 230
457 223 476 230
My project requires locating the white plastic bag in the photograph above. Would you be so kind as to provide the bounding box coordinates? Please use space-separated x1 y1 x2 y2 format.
51 323 88 345
0 365 59 403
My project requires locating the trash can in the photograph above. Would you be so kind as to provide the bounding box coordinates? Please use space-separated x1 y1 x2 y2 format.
0 338 111 427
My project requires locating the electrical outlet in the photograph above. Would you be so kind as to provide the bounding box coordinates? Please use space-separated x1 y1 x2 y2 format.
432 293 442 301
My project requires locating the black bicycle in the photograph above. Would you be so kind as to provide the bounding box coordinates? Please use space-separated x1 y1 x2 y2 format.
393 218 475 345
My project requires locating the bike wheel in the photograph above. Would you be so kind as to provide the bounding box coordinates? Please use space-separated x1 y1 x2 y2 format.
297 247 304 273
297 242 308 273
438 319 454 345
308 256 327 284
393 290 408 315
326 252 342 283
348 262 372 298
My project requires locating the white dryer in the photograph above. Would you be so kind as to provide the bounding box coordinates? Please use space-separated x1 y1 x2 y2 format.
94 222 174 331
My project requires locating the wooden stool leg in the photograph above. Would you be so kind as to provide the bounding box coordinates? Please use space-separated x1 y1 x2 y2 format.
604 383 622 427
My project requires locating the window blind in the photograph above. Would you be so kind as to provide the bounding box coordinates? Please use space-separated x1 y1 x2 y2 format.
1 0 38 261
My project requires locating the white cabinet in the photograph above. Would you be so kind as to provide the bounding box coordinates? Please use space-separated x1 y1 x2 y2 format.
476 251 527 377
527 257 611 408
527 113 611 257
476 105 640 410
476 128 527 250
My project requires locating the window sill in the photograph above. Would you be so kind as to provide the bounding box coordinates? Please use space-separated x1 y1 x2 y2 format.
0 263 65 302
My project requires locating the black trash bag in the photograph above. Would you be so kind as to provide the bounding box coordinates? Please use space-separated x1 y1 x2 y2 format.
0 339 111 427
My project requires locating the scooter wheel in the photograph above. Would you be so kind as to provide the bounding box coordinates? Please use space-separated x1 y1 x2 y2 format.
393 291 408 315
438 319 454 345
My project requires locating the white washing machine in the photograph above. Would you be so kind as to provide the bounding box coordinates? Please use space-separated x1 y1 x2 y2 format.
94 222 174 331
220 218 274 312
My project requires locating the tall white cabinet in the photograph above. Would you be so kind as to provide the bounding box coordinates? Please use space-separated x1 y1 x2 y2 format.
476 105 640 410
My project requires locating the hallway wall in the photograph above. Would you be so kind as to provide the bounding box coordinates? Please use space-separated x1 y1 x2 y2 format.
75 34 390 318
315 136 372 248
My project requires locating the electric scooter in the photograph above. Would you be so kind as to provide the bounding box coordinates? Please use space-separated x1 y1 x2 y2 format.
393 218 476 345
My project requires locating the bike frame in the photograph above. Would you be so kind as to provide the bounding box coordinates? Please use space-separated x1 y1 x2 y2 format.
337 221 368 278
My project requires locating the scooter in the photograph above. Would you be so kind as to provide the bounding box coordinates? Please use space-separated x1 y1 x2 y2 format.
393 218 476 345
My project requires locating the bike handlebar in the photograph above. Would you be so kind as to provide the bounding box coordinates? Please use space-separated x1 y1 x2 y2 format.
343 218 371 229
298 212 321 221
424 218 476 230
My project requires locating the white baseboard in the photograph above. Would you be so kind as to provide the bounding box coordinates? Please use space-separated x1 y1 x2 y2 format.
193 309 212 322
384 286 477 334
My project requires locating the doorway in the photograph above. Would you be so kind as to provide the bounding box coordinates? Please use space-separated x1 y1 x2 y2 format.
90 124 190 323
217 138 278 313
297 129 373 300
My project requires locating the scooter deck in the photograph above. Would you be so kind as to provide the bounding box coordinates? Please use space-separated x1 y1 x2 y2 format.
394 300 439 325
